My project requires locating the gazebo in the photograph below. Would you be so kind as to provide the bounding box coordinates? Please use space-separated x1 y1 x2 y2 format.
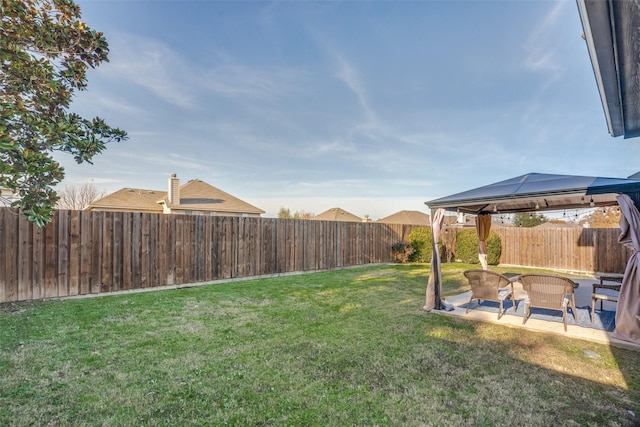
424 172 640 345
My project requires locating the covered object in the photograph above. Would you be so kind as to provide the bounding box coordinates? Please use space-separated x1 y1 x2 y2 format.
424 172 640 344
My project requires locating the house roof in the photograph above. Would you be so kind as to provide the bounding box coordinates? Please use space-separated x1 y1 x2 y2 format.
313 207 362 222
86 178 264 215
577 0 640 138
86 187 165 213
426 172 640 214
161 179 264 215
377 210 431 226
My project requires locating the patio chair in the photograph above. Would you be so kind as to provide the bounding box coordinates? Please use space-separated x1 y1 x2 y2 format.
591 275 623 323
518 274 578 332
463 270 516 319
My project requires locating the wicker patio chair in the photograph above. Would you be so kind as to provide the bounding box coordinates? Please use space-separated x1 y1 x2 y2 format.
591 275 623 323
463 270 516 319
519 274 578 332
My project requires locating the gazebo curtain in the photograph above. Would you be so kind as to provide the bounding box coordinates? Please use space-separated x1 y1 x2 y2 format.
476 212 491 270
612 194 640 344
425 208 446 310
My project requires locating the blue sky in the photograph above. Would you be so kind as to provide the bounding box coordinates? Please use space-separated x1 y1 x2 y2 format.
59 0 640 219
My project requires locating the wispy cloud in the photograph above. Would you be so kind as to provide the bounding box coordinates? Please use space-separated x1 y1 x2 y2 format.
202 64 306 101
333 55 378 125
523 1 566 75
93 95 147 117
100 33 199 109
144 153 213 171
312 139 356 154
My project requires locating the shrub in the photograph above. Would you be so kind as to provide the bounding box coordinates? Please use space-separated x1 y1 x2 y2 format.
486 232 502 265
455 229 478 263
391 242 414 263
454 229 502 265
408 227 432 263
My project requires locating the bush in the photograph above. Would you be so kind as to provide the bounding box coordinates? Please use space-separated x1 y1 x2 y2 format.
391 242 414 263
486 232 502 265
408 227 432 263
455 229 478 263
454 229 502 265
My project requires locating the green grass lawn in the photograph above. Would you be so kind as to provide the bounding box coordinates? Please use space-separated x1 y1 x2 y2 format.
1 263 638 426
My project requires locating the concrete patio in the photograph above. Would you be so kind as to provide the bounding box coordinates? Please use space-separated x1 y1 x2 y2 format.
434 277 640 352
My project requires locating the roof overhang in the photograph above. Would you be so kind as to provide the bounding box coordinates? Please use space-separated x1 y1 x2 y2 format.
577 0 640 138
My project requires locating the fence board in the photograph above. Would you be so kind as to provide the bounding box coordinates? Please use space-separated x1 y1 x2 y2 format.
222 216 233 279
3 209 18 302
45 214 58 298
111 212 122 291
90 212 102 294
79 212 92 295
236 217 245 278
101 212 113 293
285 220 294 272
68 211 81 295
18 212 33 301
57 211 70 297
32 218 44 299
196 216 205 281
0 209 5 303
157 214 169 285
276 219 286 273
204 216 212 281
210 216 220 281
141 214 151 288
131 213 142 289
121 213 133 290
187 216 197 282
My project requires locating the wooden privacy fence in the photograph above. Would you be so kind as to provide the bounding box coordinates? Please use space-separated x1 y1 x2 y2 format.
0 208 407 303
0 207 633 303
492 226 631 273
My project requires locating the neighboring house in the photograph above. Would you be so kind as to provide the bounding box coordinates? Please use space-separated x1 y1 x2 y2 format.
0 187 18 207
377 210 430 226
313 207 362 222
85 174 264 217
443 213 476 228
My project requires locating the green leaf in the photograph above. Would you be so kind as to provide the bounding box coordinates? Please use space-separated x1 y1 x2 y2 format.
1 0 128 226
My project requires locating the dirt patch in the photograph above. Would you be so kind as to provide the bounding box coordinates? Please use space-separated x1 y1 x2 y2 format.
0 302 31 315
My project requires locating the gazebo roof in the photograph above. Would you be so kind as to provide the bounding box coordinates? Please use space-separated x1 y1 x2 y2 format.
426 173 640 215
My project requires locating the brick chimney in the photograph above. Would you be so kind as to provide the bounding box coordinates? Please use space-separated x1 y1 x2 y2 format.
168 173 180 205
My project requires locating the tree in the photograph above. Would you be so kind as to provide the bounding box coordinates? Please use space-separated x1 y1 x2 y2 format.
1 0 127 226
512 212 548 227
582 207 621 228
277 207 292 219
277 207 315 219
293 209 314 219
56 182 105 210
